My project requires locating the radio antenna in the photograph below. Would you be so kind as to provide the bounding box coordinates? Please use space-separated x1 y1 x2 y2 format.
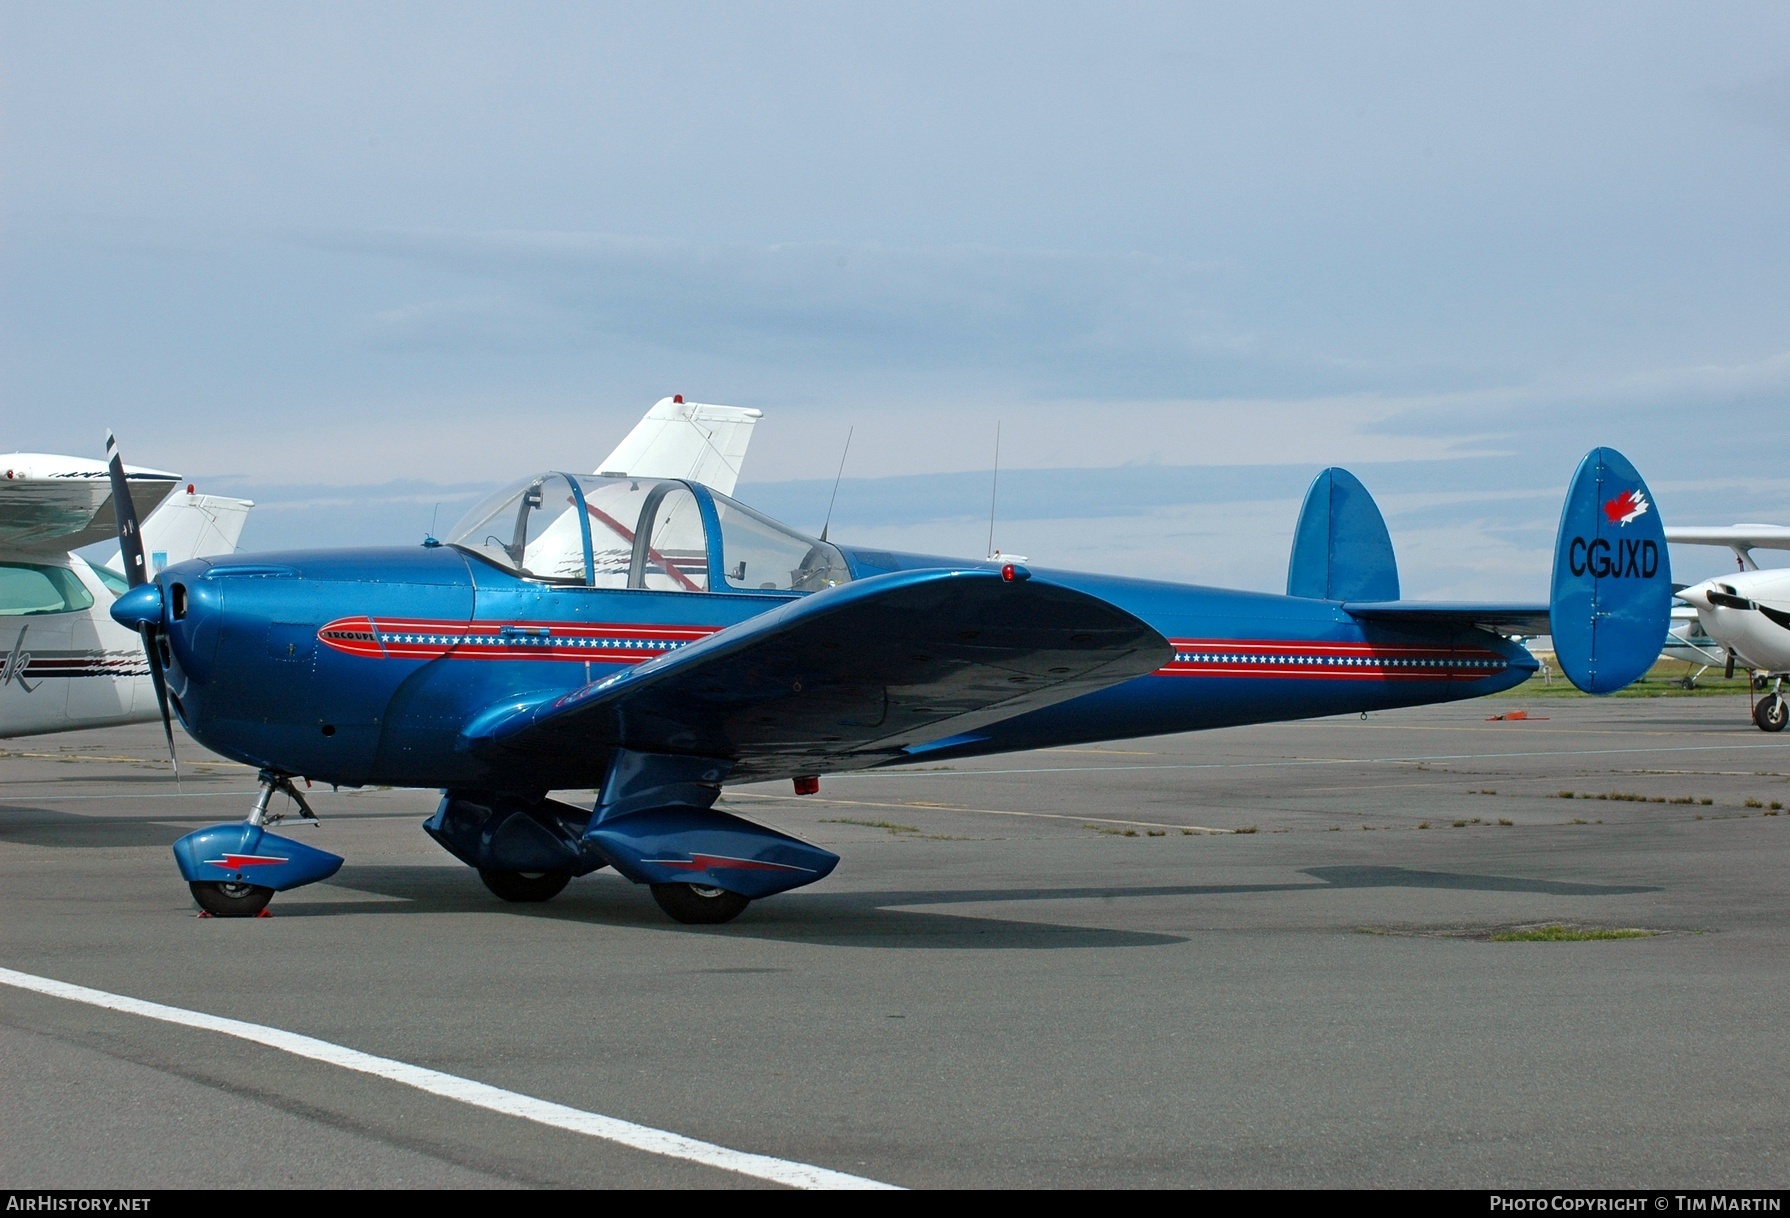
985 420 1001 559
820 426 853 542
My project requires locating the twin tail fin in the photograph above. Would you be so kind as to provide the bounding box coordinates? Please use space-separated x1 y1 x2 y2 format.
1286 450 1671 696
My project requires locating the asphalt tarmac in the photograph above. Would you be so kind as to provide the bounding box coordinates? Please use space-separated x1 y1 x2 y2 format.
4 695 1789 1189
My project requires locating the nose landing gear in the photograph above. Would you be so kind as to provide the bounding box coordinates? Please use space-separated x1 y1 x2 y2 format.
190 880 273 918
1754 679 1788 733
171 770 343 917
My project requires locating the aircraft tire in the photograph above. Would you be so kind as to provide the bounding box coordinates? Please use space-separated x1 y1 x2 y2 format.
190 881 274 918
1754 695 1788 733
478 869 571 903
650 883 750 925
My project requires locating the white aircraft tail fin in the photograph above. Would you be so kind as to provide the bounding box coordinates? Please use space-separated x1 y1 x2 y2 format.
104 486 255 577
596 396 762 496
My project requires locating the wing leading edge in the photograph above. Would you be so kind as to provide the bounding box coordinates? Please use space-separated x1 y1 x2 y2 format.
461 568 1172 780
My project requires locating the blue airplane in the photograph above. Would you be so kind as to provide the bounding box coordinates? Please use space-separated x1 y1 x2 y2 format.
105 439 1670 923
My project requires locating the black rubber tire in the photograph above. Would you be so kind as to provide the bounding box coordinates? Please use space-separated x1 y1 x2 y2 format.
1754 695 1788 733
650 883 751 925
478 869 571 903
190 881 274 917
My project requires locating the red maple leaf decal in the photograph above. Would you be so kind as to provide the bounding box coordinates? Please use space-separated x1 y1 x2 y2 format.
1601 489 1649 526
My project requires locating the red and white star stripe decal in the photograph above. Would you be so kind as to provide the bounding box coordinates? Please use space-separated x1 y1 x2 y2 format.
1158 638 1511 680
317 617 719 663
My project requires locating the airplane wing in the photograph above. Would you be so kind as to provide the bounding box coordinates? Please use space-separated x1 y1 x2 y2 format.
461 568 1171 780
596 396 762 497
1342 601 1551 636
1665 525 1790 567
0 453 179 553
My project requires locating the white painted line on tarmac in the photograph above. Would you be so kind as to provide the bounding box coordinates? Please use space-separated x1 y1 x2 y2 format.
850 741 1790 779
0 966 899 1191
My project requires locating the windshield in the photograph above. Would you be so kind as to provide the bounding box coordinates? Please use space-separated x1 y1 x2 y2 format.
448 472 597 583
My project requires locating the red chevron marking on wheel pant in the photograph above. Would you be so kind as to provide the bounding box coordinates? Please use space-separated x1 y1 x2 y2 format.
202 854 290 868
642 853 812 874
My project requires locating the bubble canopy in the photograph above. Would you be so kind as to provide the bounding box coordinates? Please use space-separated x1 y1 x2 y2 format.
445 473 852 594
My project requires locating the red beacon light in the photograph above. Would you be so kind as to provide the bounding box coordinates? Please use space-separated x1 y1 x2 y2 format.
673 394 684 403
793 775 820 795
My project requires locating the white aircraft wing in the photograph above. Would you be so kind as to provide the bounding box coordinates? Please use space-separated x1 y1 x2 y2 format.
1665 526 1790 551
0 453 179 553
1666 525 1790 571
595 396 762 496
100 486 256 577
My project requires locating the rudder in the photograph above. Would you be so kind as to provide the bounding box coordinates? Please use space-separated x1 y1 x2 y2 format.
1550 448 1671 694
1287 468 1400 602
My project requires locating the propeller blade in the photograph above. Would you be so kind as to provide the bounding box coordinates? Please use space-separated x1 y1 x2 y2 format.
1726 650 1737 681
139 623 180 787
104 431 149 589
105 431 178 784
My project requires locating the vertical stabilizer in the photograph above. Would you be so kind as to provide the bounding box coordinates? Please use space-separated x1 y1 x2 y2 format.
1550 447 1671 694
1286 468 1400 602
103 487 255 576
596 396 763 496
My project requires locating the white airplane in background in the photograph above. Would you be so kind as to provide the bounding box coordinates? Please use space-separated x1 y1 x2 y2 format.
0 455 254 738
0 395 763 740
1666 524 1790 732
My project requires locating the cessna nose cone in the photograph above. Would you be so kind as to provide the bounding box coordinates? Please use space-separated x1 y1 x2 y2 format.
1678 581 1713 611
111 582 163 629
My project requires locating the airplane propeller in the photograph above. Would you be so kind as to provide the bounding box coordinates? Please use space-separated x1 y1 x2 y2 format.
104 431 179 784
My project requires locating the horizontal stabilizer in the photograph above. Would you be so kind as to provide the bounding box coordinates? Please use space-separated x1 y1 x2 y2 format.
1287 468 1400 602
1342 601 1550 636
460 568 1172 780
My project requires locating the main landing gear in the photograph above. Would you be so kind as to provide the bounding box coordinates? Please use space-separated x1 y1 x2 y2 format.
651 883 752 925
474 872 752 922
478 869 571 903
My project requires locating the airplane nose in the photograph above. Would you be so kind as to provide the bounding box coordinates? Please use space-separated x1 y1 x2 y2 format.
111 582 163 629
1678 581 1714 611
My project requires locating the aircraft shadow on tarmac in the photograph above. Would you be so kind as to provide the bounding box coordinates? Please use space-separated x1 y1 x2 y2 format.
0 803 194 849
0 803 1660 944
267 862 1660 949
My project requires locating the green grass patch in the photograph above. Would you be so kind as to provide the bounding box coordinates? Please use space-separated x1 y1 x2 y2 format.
1490 924 1655 942
1492 657 1757 698
820 818 919 834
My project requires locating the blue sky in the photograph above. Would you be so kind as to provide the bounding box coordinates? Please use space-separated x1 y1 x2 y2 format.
5 2 1788 596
